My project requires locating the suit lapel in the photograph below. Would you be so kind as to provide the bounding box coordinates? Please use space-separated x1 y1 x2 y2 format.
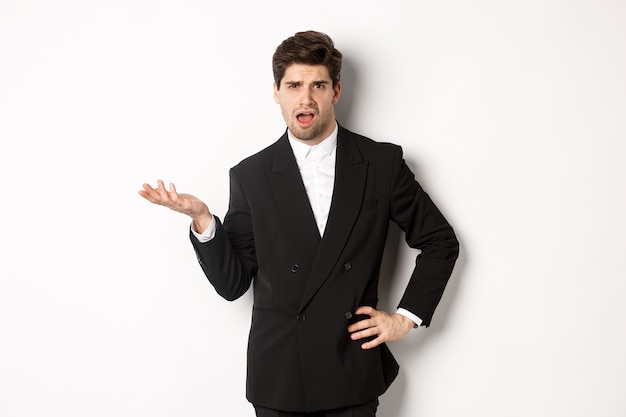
299 128 368 310
268 133 322 257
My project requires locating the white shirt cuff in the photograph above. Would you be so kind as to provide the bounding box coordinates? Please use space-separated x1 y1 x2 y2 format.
396 308 423 328
190 217 216 242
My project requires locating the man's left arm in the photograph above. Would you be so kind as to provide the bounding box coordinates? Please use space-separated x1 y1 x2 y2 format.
349 145 459 349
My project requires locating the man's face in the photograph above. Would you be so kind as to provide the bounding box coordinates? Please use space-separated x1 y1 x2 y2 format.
274 63 341 145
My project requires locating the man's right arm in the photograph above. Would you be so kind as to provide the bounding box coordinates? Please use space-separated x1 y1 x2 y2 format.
189 215 255 301
139 178 254 300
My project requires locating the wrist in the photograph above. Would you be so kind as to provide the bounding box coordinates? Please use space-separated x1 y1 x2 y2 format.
192 212 213 234
395 313 416 329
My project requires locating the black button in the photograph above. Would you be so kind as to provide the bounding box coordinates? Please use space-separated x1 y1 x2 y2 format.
291 264 299 273
296 314 306 321
344 311 353 320
343 263 352 271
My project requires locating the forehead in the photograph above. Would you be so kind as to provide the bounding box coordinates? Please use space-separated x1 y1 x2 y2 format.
282 63 331 82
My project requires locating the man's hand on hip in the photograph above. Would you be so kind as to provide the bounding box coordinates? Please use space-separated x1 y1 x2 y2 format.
347 306 415 350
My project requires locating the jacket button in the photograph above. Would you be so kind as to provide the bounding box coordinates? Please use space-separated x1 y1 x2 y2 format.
344 311 353 320
296 314 306 321
343 262 352 271
291 264 299 273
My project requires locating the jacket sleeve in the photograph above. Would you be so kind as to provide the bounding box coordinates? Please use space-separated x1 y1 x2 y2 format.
189 167 257 301
389 146 459 326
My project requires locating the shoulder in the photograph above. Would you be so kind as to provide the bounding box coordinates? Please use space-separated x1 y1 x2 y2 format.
338 125 403 159
231 131 288 173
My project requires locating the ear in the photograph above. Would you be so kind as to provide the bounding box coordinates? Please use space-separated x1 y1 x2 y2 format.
273 82 280 104
332 81 342 105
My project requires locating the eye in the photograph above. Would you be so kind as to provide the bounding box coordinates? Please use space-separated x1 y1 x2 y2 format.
314 82 325 89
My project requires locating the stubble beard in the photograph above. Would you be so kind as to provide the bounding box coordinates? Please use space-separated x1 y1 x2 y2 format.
288 113 331 143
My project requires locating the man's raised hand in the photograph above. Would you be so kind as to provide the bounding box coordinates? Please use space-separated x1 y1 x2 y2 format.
139 179 212 233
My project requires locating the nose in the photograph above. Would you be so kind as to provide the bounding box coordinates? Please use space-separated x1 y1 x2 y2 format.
299 89 314 107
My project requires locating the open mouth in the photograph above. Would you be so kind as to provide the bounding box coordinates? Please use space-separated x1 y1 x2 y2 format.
296 111 315 126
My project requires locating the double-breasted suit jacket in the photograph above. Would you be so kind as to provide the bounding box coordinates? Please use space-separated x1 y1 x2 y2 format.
190 124 459 413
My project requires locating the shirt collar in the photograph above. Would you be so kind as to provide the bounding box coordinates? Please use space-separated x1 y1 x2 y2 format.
288 123 338 162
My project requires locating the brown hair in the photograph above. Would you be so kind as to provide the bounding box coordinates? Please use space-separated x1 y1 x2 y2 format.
272 30 343 89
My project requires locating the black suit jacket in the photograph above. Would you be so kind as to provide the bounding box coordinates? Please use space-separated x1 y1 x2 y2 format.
190 125 459 412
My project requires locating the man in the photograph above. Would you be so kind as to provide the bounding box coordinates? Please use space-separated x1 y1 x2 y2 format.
140 30 458 417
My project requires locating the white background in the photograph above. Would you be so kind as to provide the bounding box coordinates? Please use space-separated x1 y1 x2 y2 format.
1 1 625 416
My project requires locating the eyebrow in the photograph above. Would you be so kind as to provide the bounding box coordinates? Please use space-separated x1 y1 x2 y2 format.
284 80 330 86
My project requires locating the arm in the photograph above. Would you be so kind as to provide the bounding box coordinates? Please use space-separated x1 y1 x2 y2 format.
139 178 255 300
190 167 257 300
389 147 459 325
190 216 255 301
349 146 459 349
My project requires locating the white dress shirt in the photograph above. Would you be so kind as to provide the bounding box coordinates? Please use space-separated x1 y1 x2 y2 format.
192 124 421 327
287 127 337 236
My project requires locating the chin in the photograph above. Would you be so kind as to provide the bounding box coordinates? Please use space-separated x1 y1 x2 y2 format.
291 125 325 142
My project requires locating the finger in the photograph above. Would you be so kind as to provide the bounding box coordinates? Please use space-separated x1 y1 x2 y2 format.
138 189 155 202
354 306 376 316
169 183 179 201
156 179 168 195
353 327 387 349
350 326 379 340
360 336 384 350
155 180 173 201
139 184 161 203
141 183 160 197
347 317 375 333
